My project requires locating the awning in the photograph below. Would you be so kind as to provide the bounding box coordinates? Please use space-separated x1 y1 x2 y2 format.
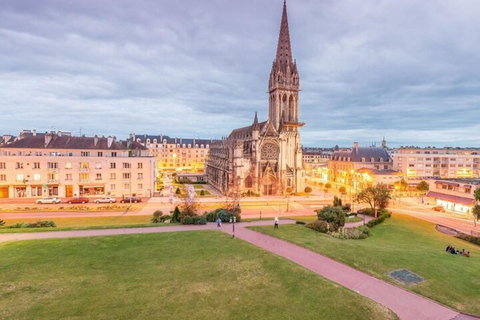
434 181 459 187
427 191 474 206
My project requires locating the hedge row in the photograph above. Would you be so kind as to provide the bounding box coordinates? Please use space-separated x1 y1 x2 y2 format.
455 233 480 246
7 221 56 228
366 212 391 228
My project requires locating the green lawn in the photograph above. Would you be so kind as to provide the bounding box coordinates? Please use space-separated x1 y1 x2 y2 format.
0 231 396 320
250 214 480 315
0 216 175 233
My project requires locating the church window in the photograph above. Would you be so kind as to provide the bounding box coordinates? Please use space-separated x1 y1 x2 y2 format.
261 143 279 160
245 176 253 188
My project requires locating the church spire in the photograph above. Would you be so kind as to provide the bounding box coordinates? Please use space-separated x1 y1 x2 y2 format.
275 0 293 66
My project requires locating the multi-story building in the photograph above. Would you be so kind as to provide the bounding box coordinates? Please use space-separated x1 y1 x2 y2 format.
129 134 214 174
303 147 332 180
0 130 155 199
328 142 401 188
426 178 478 216
207 1 304 196
393 147 480 178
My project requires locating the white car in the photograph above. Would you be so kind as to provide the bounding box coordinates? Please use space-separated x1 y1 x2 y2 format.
36 197 61 204
94 197 117 204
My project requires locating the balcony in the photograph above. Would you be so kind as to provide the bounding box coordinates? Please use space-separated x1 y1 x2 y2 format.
79 168 90 172
47 168 59 173
47 179 59 184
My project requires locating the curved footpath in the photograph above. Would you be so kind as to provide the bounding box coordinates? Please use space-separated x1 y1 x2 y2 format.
0 220 476 320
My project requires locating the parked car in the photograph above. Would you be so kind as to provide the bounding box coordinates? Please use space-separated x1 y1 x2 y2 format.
67 197 89 204
94 197 117 204
36 197 61 204
120 196 142 203
432 206 446 212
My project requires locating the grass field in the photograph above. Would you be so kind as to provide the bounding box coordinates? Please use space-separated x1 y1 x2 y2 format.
0 216 174 233
0 231 396 319
250 214 480 315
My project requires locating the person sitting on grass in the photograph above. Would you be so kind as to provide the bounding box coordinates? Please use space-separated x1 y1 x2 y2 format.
446 244 452 252
462 251 470 258
450 246 458 254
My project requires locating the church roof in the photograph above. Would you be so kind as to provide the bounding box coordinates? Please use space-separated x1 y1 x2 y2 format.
230 121 268 139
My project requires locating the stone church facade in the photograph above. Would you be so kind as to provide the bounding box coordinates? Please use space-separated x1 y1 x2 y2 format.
206 1 304 196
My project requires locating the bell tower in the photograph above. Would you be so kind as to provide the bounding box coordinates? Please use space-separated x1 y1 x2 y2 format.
268 0 302 132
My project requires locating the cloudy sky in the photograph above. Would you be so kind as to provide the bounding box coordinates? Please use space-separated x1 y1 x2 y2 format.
1 0 479 148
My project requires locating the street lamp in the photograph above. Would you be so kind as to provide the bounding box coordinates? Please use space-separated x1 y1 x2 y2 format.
229 216 236 238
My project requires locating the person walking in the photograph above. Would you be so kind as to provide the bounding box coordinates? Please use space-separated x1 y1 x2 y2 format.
274 217 279 229
216 218 222 227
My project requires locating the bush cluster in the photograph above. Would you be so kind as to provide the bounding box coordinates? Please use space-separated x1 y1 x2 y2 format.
151 210 171 223
331 227 369 240
306 220 333 233
182 216 207 225
205 208 241 223
241 190 259 197
455 233 480 246
8 221 56 228
295 220 306 225
316 206 345 231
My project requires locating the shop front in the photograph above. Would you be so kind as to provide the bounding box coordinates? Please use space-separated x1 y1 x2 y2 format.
79 185 105 196
427 191 474 216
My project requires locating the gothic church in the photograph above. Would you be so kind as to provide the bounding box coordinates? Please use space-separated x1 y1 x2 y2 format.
206 1 304 195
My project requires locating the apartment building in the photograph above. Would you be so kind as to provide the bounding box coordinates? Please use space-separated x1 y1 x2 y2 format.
129 134 215 174
393 147 480 179
0 130 156 199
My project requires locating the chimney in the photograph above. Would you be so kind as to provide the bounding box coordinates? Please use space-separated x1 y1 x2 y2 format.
45 133 53 147
107 136 113 148
58 131 62 137
353 142 358 151
33 129 36 136
94 135 98 146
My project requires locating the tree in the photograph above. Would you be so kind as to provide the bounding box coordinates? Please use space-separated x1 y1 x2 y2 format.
333 196 342 207
339 186 346 193
394 179 408 191
316 206 345 231
474 187 480 227
416 181 429 203
171 206 181 223
304 186 312 193
356 184 391 217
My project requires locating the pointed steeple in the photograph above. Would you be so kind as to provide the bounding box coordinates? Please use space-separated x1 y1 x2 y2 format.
253 111 260 130
275 0 293 66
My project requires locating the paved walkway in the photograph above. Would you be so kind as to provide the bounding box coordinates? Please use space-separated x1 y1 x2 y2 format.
0 220 475 320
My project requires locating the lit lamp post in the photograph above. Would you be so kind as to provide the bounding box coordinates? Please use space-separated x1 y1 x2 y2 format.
229 216 236 238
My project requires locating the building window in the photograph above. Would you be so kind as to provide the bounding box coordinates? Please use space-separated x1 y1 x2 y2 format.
0 174 6 181
0 162 5 169
110 173 116 180
79 173 89 181
111 152 117 157
33 162 40 169
124 183 130 190
138 173 143 180
95 162 102 169
138 163 143 169
16 173 24 181
98 152 103 157
81 151 90 157
65 174 72 180
138 184 143 190
123 163 131 169
80 162 89 169
16 162 23 169
96 173 102 180
111 184 116 190
65 162 72 169
33 174 41 181
110 162 116 169
123 173 130 180
47 162 58 169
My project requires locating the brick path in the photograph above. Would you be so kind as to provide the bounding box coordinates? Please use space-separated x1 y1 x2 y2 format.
0 220 476 320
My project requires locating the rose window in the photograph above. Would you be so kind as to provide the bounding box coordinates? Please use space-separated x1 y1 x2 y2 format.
261 143 279 160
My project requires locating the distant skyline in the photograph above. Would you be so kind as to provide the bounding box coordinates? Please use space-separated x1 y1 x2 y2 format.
1 0 479 148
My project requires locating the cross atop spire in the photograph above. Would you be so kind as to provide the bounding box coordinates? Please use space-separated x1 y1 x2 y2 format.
275 0 293 66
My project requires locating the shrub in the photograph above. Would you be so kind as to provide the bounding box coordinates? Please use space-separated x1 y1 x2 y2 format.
192 216 207 225
339 186 346 193
316 206 345 231
151 210 163 223
304 186 312 193
356 225 371 236
306 220 330 233
296 220 306 225
455 233 480 246
171 206 181 223
183 216 193 225
160 214 171 222
200 190 205 196
366 211 392 228
318 182 324 187
325 183 332 189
